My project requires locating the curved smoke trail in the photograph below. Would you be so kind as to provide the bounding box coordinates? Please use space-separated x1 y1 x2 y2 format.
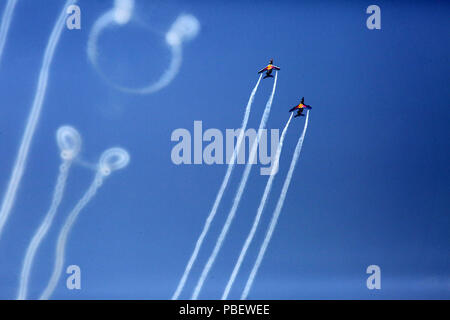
222 112 293 300
192 72 278 300
40 172 103 300
0 0 77 240
172 74 263 300
0 0 18 67
17 161 72 300
242 110 310 300
87 2 199 95
40 146 130 300
18 126 81 300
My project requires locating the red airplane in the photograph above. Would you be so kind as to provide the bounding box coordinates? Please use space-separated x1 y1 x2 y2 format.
289 97 312 117
258 59 280 79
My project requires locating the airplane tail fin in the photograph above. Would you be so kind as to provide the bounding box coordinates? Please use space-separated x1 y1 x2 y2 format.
263 74 274 79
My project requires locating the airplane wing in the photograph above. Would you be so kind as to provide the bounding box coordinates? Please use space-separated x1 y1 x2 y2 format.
289 106 298 112
273 65 280 70
258 66 268 73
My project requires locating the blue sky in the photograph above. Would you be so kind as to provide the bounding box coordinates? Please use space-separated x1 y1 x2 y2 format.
0 0 449 299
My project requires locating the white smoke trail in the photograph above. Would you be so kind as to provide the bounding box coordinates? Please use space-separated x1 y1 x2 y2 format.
0 0 77 240
17 126 81 300
222 112 293 300
171 74 263 300
0 0 18 67
192 72 279 300
241 110 310 300
87 10 181 94
40 147 129 300
40 172 104 300
87 2 199 95
17 161 71 300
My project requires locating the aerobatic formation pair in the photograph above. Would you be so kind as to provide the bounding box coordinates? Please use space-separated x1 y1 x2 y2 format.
259 59 313 117
173 58 312 300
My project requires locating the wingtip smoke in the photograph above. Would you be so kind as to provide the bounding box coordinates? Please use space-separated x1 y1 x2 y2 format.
241 110 310 300
172 73 263 300
222 112 293 300
192 72 279 300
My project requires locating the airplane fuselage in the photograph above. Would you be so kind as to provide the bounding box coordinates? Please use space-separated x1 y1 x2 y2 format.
265 65 274 76
289 98 312 118
258 61 279 78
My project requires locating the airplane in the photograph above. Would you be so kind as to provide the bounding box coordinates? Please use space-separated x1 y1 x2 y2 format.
288 97 312 117
258 59 280 79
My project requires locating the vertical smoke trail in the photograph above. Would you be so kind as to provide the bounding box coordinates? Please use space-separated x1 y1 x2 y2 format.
18 126 81 300
192 72 278 300
40 172 104 300
17 161 71 300
40 147 129 300
241 110 309 300
0 0 77 240
0 0 18 67
172 74 263 300
222 113 293 300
